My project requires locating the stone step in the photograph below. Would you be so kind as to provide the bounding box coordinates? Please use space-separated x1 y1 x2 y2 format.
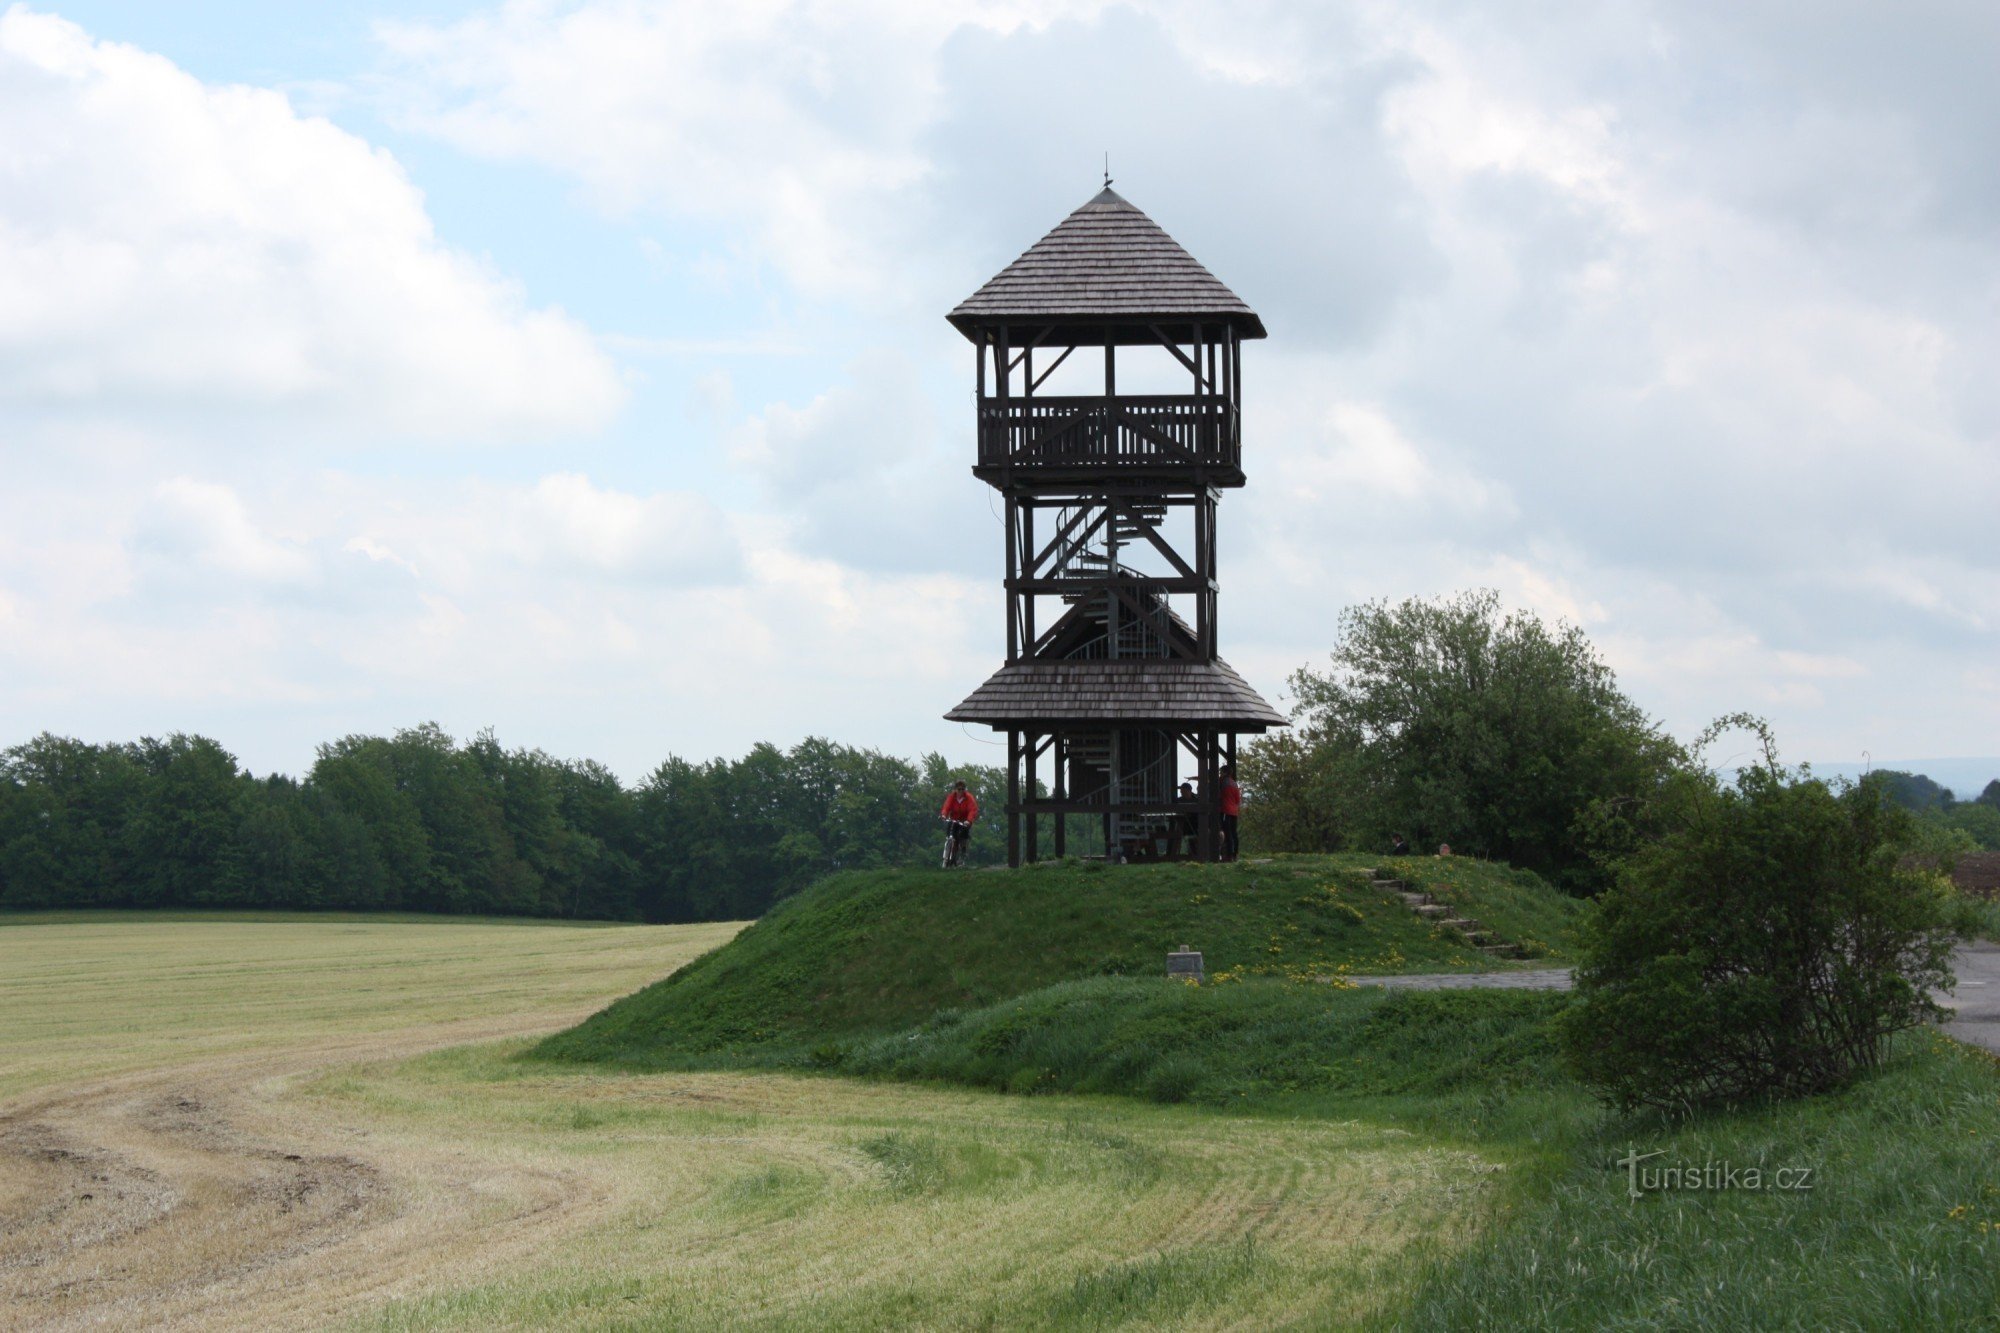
1415 904 1450 918
1399 892 1430 906
1479 944 1522 958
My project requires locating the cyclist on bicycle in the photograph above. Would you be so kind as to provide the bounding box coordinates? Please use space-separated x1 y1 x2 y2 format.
940 780 979 867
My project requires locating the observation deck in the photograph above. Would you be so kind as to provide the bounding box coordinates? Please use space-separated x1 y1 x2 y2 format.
972 393 1242 487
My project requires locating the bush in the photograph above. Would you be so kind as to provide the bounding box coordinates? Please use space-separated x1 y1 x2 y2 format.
1245 589 1679 892
1561 762 1957 1112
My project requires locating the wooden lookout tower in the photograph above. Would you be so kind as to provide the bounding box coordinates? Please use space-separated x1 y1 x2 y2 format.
943 186 1286 866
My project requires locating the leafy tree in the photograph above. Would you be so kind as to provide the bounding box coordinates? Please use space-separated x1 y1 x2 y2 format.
1871 769 1956 812
220 776 314 907
1977 779 2000 811
1236 730 1367 855
0 735 145 908
1916 802 2000 854
124 734 246 907
1248 589 1678 891
310 736 432 909
1561 743 1957 1112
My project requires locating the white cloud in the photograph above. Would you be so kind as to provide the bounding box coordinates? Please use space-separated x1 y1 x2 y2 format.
731 350 932 496
6 1 1998 777
134 478 315 584
0 6 623 438
372 0 1002 301
0 456 989 775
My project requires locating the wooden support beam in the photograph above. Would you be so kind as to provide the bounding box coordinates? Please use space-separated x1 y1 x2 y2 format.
1146 323 1215 392
1029 505 1105 574
1202 731 1222 862
1011 574 1209 598
1007 730 1022 868
1126 511 1199 580
1004 497 1020 662
1053 733 1068 857
1006 325 1052 374
1021 505 1035 651
1029 343 1074 394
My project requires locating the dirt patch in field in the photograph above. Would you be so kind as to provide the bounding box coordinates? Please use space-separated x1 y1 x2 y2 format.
0 1017 610 1332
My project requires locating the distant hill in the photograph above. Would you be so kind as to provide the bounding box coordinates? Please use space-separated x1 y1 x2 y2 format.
1798 759 2000 802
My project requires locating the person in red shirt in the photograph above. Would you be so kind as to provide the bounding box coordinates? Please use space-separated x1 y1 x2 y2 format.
1218 765 1242 861
940 780 979 867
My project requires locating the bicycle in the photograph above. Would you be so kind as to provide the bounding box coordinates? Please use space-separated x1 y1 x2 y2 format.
941 818 972 869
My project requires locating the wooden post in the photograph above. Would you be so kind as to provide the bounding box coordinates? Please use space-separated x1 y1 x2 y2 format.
1021 502 1035 656
1006 729 1022 868
1053 732 1068 858
1192 732 1208 856
1004 497 1019 662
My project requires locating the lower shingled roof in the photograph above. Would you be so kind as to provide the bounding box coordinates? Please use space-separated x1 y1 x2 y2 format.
944 659 1288 728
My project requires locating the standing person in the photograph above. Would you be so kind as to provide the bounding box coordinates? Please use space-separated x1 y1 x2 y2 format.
940 780 979 867
1218 765 1242 861
1390 834 1412 859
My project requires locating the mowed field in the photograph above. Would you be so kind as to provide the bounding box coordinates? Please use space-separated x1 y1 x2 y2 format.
0 915 1503 1330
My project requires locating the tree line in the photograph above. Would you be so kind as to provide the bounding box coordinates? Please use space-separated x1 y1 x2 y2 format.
0 726 1006 921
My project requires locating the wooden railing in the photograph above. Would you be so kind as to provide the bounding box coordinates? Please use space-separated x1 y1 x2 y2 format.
977 395 1238 472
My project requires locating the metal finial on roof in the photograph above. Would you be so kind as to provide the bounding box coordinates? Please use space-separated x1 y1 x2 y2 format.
1104 152 1111 189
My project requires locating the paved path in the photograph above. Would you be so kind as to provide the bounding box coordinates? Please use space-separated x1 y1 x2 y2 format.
1936 940 2000 1055
1354 968 1574 991
1351 942 2000 1057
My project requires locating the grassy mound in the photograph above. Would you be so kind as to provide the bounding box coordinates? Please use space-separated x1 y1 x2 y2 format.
841 976 1570 1105
536 853 1584 1065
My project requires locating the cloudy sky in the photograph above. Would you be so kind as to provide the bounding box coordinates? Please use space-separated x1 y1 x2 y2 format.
2 0 1995 781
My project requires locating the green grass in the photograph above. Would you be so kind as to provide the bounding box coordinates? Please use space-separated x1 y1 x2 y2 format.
841 975 1569 1105
1380 1031 2000 1330
14 908 1999 1328
1379 853 1589 959
340 1047 1471 1331
0 908 634 928
536 853 1586 1065
849 974 2000 1329
0 913 741 1098
2 914 1473 1328
530 843 2000 1329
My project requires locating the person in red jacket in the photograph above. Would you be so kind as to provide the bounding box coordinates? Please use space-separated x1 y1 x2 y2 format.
1218 765 1242 861
940 780 979 867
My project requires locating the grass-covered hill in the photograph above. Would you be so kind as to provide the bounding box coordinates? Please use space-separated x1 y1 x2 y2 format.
536 852 1584 1066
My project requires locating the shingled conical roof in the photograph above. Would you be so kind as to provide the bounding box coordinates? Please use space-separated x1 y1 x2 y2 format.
948 188 1265 341
945 659 1287 730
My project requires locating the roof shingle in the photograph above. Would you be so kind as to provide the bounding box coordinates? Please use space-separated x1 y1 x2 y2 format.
944 659 1287 729
948 188 1265 340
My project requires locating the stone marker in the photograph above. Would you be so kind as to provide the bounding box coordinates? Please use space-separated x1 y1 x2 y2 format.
1167 944 1204 983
